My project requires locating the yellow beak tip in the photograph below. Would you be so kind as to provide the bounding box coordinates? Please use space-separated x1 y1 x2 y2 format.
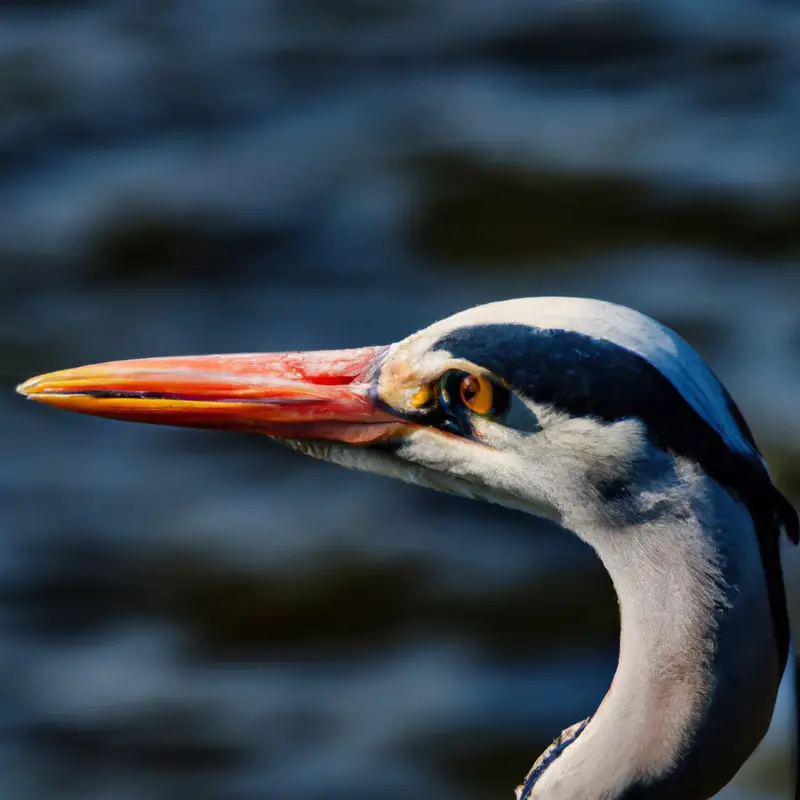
16 374 58 398
17 378 37 397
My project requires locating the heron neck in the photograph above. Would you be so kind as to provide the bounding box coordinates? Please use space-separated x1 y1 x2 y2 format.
526 473 784 800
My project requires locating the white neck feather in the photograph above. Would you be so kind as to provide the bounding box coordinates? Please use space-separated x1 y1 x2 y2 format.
301 431 786 799
527 462 782 800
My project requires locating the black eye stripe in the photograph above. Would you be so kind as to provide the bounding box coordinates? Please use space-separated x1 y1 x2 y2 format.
504 392 541 433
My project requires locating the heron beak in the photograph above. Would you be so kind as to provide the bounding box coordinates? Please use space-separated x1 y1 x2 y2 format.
16 346 406 444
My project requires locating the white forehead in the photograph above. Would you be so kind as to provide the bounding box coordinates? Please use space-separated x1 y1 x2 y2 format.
404 297 755 456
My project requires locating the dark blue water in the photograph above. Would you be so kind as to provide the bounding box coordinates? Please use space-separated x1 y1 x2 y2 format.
1 2 799 798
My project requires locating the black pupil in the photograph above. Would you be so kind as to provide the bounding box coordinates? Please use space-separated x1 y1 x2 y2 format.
461 377 479 402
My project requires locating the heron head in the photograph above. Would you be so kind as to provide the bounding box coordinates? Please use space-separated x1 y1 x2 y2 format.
16 297 794 535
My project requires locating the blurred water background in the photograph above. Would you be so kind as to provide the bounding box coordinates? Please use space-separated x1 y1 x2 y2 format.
1 2 800 798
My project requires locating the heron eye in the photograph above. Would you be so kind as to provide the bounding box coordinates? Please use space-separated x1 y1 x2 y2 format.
438 370 504 417
460 374 493 415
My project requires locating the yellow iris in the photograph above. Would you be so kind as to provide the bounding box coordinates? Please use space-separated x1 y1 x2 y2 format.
458 374 494 415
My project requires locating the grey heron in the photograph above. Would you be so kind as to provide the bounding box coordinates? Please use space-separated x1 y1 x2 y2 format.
17 297 800 799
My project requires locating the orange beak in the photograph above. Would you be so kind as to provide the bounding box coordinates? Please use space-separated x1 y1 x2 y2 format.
17 346 406 444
